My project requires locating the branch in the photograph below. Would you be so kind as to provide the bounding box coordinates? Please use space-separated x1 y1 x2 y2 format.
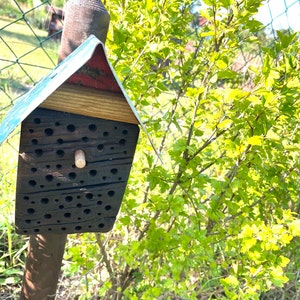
95 234 117 288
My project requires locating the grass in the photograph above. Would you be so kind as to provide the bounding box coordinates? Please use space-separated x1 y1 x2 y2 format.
0 15 59 109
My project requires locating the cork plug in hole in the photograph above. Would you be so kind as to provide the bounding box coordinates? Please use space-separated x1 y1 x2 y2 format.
75 150 86 168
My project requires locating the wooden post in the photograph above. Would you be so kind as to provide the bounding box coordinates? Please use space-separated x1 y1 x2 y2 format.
20 1 110 299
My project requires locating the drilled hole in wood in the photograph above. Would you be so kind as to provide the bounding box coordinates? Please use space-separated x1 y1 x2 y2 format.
31 167 37 173
24 196 29 200
56 164 62 169
83 209 91 214
61 227 66 231
88 124 97 131
82 136 88 142
57 220 61 223
64 213 71 218
44 214 52 219
34 118 41 124
67 124 76 132
59 205 64 209
44 128 54 136
55 122 60 126
111 168 118 174
40 185 44 188
48 228 52 231
89 170 97 176
57 138 64 144
119 139 126 146
56 149 65 157
29 129 34 133
27 208 35 214
108 190 115 197
31 139 38 145
68 172 76 179
45 174 53 182
102 176 106 180
56 183 61 187
97 201 102 205
122 130 128 135
86 193 93 200
75 226 82 231
29 180 36 187
65 196 73 202
34 229 40 233
77 203 82 208
41 198 49 204
103 131 109 136
31 201 35 204
98 224 104 228
105 205 112 211
46 165 50 169
97 144 104 151
35 149 43 157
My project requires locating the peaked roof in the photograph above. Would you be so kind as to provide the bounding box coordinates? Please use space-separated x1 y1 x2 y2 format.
0 35 143 145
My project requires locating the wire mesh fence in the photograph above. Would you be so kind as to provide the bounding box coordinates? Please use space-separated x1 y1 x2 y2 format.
0 0 298 225
0 0 299 140
0 0 299 298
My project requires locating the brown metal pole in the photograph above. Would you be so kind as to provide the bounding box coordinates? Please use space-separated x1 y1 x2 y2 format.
20 1 109 299
58 0 110 61
20 234 67 300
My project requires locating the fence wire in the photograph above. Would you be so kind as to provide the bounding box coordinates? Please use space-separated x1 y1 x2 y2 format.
0 0 62 125
0 0 299 142
0 1 299 298
0 0 298 197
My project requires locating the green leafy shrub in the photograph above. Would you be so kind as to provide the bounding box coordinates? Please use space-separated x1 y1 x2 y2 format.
1 0 299 299
61 0 300 299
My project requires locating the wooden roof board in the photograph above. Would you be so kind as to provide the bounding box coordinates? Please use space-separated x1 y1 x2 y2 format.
0 35 143 145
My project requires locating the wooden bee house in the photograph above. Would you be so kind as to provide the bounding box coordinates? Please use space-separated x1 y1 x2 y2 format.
0 35 142 235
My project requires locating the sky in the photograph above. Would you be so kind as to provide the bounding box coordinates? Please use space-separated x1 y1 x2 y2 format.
256 0 300 31
191 0 300 31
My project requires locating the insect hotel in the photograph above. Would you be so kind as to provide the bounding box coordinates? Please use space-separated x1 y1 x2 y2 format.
0 35 141 235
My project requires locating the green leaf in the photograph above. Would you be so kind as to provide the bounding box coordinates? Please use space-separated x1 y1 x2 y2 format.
248 135 263 146
277 31 297 49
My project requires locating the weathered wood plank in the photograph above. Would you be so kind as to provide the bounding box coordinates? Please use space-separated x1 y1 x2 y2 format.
16 108 139 235
41 83 139 124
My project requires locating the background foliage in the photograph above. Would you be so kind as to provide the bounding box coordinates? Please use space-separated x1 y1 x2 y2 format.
0 0 300 299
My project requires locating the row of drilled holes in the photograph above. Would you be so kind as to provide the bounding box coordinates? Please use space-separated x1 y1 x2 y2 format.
32 140 127 158
23 190 115 205
22 222 106 234
30 117 129 135
27 167 121 187
25 204 111 220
